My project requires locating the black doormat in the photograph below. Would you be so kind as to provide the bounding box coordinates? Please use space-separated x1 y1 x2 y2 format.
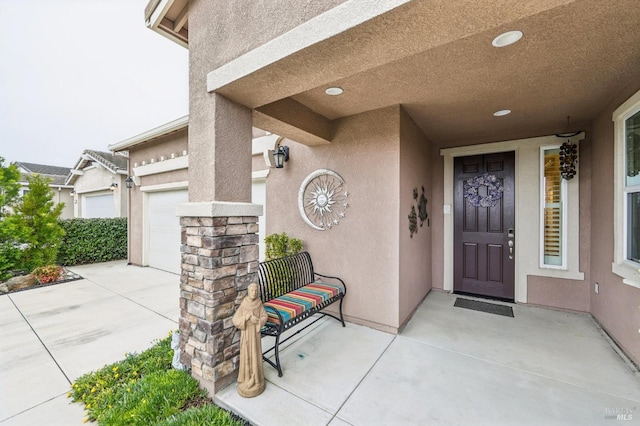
454 298 514 317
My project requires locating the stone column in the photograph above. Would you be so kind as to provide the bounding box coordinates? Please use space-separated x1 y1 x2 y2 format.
177 202 262 394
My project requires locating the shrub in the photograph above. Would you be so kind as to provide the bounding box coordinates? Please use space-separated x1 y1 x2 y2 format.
32 265 63 283
70 335 173 423
98 369 205 426
57 218 127 265
264 232 303 261
3 174 65 272
70 333 246 425
158 404 246 426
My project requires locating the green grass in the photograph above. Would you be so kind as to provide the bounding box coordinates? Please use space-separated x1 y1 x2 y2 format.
68 333 246 425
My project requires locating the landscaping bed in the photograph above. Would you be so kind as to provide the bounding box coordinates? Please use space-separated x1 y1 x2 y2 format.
69 334 248 426
0 266 82 295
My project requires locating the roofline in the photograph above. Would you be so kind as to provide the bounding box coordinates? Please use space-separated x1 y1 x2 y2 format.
145 0 188 48
108 115 189 152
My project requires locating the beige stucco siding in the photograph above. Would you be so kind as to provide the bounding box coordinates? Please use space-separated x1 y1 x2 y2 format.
73 167 126 218
265 106 401 331
398 108 433 328
127 129 188 267
590 75 640 365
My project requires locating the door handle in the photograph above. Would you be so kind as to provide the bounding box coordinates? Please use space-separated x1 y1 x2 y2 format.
508 240 514 259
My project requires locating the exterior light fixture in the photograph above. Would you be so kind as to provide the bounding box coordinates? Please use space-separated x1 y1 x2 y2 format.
325 87 344 96
69 190 75 196
492 30 523 47
273 145 290 168
110 183 118 191
493 109 512 117
125 176 133 189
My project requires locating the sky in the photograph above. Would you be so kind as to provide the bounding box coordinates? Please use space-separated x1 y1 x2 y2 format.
0 0 189 168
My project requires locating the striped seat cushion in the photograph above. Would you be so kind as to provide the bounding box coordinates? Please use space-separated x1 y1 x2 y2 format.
264 281 344 326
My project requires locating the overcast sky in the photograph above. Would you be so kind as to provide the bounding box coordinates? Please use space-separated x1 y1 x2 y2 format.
0 0 189 168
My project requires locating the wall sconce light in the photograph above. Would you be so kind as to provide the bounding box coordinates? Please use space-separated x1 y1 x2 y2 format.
273 145 290 169
110 183 118 191
69 190 75 196
125 176 133 189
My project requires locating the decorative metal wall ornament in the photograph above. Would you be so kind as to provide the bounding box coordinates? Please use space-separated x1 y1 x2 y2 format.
463 173 504 208
408 186 429 238
408 205 418 238
298 169 349 231
417 186 428 226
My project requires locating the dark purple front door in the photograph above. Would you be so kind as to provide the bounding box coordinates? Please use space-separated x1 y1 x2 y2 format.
454 152 515 301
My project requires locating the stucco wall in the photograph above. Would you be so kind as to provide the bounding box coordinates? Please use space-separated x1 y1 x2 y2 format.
398 108 432 327
190 0 347 70
187 0 347 204
127 130 189 267
52 188 74 219
527 131 592 312
590 75 640 365
73 167 126 218
265 106 401 331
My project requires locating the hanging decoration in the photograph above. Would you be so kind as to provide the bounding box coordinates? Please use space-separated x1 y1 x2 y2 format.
298 169 349 231
556 116 581 180
463 173 504 208
558 138 579 180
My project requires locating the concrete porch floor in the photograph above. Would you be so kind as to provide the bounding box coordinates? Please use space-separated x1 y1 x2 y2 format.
1 262 639 425
217 291 640 425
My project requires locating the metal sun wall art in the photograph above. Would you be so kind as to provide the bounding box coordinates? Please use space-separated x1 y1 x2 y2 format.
298 169 349 231
408 186 429 238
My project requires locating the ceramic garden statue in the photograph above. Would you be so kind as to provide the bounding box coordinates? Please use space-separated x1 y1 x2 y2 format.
232 282 268 397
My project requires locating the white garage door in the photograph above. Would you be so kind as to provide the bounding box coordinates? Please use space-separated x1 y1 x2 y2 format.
147 189 188 274
83 194 114 218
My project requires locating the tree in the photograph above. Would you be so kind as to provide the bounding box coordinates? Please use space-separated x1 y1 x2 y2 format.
0 157 21 218
0 157 24 280
5 174 65 272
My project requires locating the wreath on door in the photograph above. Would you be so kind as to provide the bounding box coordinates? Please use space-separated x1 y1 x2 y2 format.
463 173 504 208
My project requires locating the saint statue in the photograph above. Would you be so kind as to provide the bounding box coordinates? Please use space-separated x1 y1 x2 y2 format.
232 282 268 397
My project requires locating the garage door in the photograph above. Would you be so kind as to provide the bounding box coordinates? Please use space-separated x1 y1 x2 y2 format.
147 189 188 274
83 194 115 218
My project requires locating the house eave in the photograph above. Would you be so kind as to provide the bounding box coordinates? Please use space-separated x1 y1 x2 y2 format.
109 115 189 152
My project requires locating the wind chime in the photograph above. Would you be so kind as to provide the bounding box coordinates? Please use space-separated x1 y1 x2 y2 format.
556 117 580 180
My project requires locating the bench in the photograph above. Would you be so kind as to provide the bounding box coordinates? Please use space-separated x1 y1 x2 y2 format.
257 251 347 377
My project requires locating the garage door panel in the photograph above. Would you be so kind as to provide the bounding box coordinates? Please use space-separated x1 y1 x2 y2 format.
147 190 188 274
84 194 115 218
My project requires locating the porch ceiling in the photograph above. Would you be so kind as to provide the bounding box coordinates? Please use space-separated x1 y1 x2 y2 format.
213 0 640 148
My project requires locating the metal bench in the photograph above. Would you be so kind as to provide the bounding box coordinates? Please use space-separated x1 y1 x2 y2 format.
257 251 346 377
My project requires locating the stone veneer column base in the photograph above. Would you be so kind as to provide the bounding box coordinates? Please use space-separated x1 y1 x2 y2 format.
177 202 262 395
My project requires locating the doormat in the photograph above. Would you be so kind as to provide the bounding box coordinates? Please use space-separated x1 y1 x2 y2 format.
454 298 514 317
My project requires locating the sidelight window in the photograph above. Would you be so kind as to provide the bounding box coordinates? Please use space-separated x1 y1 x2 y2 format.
541 147 565 267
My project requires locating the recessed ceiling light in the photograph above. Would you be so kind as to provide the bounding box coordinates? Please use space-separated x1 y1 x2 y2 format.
493 109 511 117
325 87 344 96
492 30 523 47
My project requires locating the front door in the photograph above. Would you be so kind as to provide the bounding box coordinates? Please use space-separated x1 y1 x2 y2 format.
454 152 515 300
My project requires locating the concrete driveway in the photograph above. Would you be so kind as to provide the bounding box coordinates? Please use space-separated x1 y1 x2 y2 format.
0 261 179 425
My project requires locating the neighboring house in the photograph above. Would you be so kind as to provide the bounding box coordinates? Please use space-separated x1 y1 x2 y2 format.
66 150 128 219
145 0 640 372
14 162 73 219
108 116 275 274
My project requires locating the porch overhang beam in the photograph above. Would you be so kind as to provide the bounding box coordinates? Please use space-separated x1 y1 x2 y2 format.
253 98 333 147
206 0 411 107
